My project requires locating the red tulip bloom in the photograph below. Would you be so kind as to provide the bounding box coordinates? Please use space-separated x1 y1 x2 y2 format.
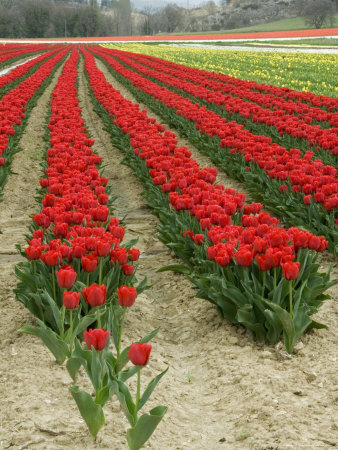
41 249 62 266
56 265 77 289
193 234 204 245
111 226 125 240
128 248 140 261
117 285 137 307
123 264 134 276
128 342 152 366
81 253 98 272
281 261 300 280
25 245 42 260
84 328 110 351
256 254 271 271
111 248 128 265
96 239 111 257
233 247 253 267
63 291 81 309
83 283 107 307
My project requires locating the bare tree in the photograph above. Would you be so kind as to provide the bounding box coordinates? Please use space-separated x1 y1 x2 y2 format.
302 0 336 29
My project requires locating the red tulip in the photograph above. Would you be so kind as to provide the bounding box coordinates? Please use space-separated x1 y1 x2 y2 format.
233 247 253 267
84 328 110 350
128 248 140 261
122 264 134 276
56 265 77 289
128 342 152 366
81 253 98 272
193 234 204 245
281 261 300 280
63 291 81 309
83 283 107 307
96 239 111 257
117 285 137 307
25 245 42 260
41 249 62 266
256 254 271 271
111 248 128 265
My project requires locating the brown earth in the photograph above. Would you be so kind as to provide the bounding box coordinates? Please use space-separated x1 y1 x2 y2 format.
0 54 337 450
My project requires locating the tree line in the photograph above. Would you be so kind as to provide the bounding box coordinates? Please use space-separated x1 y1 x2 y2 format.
0 0 336 39
0 0 131 38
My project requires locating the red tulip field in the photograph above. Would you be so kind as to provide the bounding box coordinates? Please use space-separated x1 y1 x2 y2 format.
0 42 337 449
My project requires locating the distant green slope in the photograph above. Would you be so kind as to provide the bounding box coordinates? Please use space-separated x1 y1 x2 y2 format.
157 15 338 36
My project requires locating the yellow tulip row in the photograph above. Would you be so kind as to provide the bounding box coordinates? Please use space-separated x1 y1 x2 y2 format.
102 43 338 97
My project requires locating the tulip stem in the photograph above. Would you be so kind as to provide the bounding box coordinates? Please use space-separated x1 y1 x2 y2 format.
261 271 266 298
61 305 66 339
99 257 103 285
289 281 293 316
96 307 101 329
116 308 127 358
273 267 277 291
69 310 73 353
86 272 90 287
52 266 57 304
134 367 141 423
33 260 36 275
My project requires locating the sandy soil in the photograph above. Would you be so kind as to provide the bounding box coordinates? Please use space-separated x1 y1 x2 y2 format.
0 55 337 450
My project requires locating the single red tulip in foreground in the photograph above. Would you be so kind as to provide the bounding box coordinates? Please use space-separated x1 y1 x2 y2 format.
281 261 301 280
81 253 98 272
63 291 81 309
82 283 107 307
84 328 110 351
128 342 152 366
117 285 137 307
56 265 77 289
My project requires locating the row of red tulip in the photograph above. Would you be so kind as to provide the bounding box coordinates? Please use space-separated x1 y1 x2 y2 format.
82 46 335 353
119 49 338 128
23 45 140 306
130 48 338 112
16 46 166 446
0 43 53 66
0 45 69 170
0 45 64 91
99 47 338 154
88 46 337 246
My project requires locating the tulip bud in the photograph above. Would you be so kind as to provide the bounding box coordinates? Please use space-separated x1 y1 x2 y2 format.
84 328 110 351
63 291 81 309
83 283 107 307
128 342 152 366
281 261 300 280
81 253 98 272
56 265 77 289
117 285 137 307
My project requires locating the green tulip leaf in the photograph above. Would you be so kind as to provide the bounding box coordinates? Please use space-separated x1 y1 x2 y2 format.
95 381 114 407
156 264 191 274
66 357 83 381
126 405 167 450
19 320 70 364
69 386 105 438
138 367 168 411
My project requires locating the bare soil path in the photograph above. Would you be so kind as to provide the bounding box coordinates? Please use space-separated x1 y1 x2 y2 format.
0 55 337 450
